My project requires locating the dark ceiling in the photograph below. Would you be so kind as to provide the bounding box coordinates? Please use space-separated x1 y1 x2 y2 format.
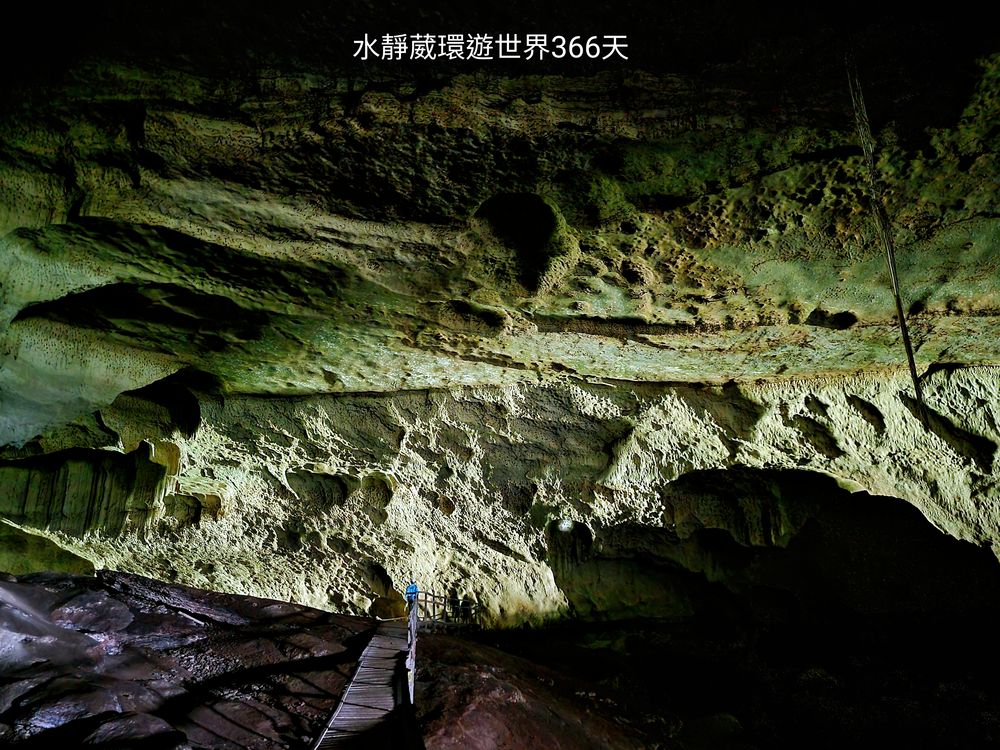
3 2 994 109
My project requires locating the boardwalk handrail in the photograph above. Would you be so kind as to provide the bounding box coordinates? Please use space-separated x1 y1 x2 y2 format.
406 596 418 704
412 590 480 630
310 591 475 746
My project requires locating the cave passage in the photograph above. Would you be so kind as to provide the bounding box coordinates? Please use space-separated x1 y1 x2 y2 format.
546 467 1000 627
516 468 1000 749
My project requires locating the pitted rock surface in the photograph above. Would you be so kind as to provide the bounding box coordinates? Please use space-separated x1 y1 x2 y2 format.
0 3 998 628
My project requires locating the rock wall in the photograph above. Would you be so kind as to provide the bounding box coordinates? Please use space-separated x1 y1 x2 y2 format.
0 365 992 626
0 443 170 535
1 53 998 446
0 7 998 626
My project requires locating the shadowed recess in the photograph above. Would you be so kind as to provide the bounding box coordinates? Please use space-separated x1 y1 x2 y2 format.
475 193 559 290
546 468 1000 621
846 394 887 433
899 392 997 472
805 308 858 330
286 469 351 508
120 373 203 438
14 283 270 355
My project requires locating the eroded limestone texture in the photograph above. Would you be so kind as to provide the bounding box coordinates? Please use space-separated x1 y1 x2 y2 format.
1 43 999 445
0 5 998 627
1 365 992 626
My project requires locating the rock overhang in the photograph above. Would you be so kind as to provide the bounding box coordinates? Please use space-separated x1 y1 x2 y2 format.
0 3 998 625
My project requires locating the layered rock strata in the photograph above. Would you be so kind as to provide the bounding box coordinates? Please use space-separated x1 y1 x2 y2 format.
0 8 998 624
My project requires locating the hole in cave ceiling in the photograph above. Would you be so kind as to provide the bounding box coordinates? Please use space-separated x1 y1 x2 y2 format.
474 192 559 290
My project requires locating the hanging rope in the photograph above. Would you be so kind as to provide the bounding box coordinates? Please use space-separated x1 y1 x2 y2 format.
845 52 929 428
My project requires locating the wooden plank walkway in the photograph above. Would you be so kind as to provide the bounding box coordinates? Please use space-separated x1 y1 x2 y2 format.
311 620 413 749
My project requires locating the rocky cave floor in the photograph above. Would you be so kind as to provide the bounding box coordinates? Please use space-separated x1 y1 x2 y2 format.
437 614 1000 750
0 571 367 748
3 570 1000 749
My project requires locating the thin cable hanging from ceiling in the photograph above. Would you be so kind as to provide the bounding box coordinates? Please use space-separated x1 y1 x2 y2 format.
845 52 929 429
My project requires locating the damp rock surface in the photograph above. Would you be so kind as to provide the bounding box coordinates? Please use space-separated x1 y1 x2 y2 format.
0 570 369 748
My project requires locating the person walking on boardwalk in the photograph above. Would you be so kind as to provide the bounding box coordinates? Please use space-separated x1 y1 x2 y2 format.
405 579 418 608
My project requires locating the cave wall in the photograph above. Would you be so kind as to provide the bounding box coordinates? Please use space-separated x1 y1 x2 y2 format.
1 51 998 447
3 365 992 626
0 444 170 535
0 6 998 626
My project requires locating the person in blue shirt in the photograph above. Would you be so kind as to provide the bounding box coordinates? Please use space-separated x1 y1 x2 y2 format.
405 579 418 606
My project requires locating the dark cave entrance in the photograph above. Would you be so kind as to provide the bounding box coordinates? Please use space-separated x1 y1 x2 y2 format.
518 468 1000 748
547 467 1000 626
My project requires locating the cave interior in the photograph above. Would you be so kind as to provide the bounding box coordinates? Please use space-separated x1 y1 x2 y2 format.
1 2 999 748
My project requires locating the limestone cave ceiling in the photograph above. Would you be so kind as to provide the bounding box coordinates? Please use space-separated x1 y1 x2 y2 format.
0 2 998 623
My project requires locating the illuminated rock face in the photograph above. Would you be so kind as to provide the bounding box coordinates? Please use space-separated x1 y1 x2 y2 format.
0 6 998 624
2 367 996 626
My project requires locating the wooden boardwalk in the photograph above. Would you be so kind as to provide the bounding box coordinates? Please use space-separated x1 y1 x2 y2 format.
310 592 472 749
310 620 416 749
